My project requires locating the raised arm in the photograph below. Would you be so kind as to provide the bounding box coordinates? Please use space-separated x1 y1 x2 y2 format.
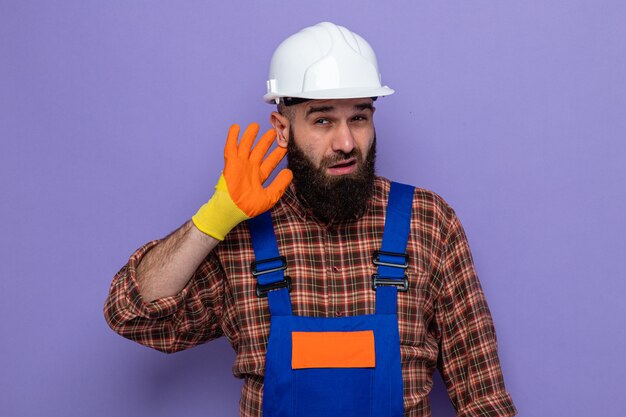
138 123 292 300
103 123 292 352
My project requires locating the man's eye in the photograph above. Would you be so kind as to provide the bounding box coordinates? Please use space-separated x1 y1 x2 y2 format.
353 115 367 122
315 118 330 125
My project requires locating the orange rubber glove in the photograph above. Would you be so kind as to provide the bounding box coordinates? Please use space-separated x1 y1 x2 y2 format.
192 123 293 240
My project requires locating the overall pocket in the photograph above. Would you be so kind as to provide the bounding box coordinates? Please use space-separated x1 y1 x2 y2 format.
291 330 376 417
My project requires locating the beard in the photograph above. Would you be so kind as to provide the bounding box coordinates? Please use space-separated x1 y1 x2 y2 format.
287 128 376 223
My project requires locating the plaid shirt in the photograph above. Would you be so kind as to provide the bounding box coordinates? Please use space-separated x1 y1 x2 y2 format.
104 176 516 417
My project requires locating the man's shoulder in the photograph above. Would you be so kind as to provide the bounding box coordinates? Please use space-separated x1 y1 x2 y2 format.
374 176 456 220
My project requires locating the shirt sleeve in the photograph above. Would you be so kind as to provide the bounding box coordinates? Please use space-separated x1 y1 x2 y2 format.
434 212 517 416
103 240 225 353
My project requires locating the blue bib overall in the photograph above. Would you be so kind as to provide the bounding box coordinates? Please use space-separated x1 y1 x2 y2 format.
247 182 414 417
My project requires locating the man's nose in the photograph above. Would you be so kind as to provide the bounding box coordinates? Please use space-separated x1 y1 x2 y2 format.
331 122 356 154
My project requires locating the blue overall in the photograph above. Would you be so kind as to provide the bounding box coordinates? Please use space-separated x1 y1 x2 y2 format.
247 182 414 417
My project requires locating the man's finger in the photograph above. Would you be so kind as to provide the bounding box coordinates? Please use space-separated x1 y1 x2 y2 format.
224 124 240 158
237 123 260 159
264 169 293 204
250 129 276 165
260 145 288 183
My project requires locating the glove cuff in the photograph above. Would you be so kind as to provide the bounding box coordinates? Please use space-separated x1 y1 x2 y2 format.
192 175 250 240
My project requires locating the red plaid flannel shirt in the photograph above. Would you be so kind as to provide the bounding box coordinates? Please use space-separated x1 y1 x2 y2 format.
104 177 516 416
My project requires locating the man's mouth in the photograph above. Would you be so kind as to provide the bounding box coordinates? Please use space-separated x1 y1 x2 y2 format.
327 158 357 175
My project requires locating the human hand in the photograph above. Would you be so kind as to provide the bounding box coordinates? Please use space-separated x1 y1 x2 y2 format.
192 123 293 240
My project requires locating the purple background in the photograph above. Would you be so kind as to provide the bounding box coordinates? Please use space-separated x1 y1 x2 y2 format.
1 1 625 416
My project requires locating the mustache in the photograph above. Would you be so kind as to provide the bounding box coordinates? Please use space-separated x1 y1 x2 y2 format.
319 149 361 168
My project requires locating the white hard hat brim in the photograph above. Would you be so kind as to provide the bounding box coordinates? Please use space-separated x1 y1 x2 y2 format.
264 86 395 104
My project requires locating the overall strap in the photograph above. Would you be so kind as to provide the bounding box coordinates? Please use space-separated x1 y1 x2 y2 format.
374 182 415 315
248 211 293 316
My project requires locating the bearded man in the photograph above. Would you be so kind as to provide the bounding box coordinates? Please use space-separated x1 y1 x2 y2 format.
104 22 516 417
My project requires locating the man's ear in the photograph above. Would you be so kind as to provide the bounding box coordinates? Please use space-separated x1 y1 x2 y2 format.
270 111 290 148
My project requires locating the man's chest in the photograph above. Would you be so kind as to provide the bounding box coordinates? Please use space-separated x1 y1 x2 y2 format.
220 227 437 352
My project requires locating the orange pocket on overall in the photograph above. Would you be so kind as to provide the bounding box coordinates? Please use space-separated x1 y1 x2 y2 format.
291 330 376 369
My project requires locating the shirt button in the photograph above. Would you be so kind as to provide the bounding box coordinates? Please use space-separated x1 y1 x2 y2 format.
332 266 340 273
335 311 343 317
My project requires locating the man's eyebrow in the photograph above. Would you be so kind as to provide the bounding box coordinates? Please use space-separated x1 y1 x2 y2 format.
305 105 334 118
305 102 374 118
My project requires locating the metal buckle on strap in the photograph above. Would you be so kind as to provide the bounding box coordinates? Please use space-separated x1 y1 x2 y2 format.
256 276 292 298
371 274 409 292
251 256 291 298
251 256 287 276
372 250 409 269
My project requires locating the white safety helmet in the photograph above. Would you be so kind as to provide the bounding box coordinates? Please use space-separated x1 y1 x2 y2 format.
264 22 394 104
